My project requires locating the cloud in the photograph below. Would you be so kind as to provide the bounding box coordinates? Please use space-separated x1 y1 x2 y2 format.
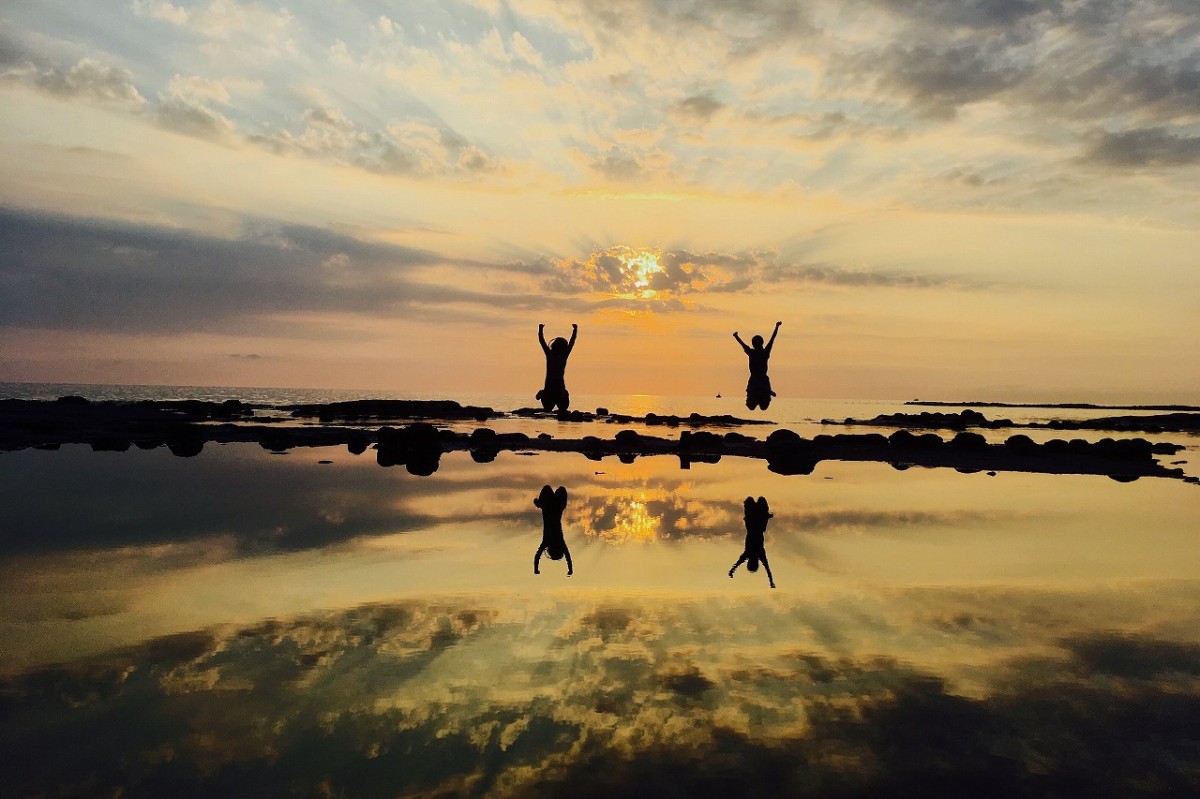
1083 127 1200 169
154 94 237 140
20 57 146 106
133 0 294 41
534 246 978 299
0 207 577 335
7 590 1200 799
852 42 1030 121
588 147 649 181
568 0 817 58
674 92 724 123
254 109 500 177
820 0 1200 166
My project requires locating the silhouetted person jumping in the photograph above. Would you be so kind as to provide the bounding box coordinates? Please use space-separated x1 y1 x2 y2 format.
537 323 577 412
729 496 775 588
534 485 572 576
734 321 781 410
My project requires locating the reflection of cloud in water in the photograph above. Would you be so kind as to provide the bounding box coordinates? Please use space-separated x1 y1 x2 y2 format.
5 587 1200 797
571 492 664 543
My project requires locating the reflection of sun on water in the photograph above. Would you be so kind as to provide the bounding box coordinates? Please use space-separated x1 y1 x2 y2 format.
574 490 663 543
609 497 661 543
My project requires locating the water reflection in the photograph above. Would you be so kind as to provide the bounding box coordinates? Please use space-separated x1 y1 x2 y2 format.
729 496 776 588
4 593 1200 798
533 485 572 576
3 443 1200 795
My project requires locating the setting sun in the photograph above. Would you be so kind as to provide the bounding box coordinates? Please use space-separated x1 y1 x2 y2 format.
617 248 664 298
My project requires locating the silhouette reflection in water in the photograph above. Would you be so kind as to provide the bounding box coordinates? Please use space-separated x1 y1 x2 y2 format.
533 485 573 576
733 321 781 410
729 496 775 588
536 323 577 412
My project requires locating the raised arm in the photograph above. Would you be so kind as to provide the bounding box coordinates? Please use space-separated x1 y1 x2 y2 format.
761 554 775 589
765 321 782 354
534 544 546 574
732 332 751 355
538 324 550 355
567 323 578 353
728 551 748 577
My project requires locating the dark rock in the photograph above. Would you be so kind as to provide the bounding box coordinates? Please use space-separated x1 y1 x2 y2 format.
167 438 205 457
1093 437 1154 460
376 423 442 471
950 432 988 450
1005 434 1039 454
91 439 130 452
469 427 500 463
596 407 609 415
767 457 815 475
680 430 722 450
56 395 89 405
766 429 803 450
615 429 640 445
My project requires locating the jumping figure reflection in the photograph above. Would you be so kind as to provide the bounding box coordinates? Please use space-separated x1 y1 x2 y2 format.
729 496 775 588
534 485 573 576
537 323 577 412
733 321 781 410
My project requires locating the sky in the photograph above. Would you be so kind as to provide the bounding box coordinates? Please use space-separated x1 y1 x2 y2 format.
1 0 1198 401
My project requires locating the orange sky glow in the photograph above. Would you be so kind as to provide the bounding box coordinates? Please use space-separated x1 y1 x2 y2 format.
1 1 1197 402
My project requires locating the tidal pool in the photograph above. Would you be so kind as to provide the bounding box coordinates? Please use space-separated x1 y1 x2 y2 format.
2 443 1198 796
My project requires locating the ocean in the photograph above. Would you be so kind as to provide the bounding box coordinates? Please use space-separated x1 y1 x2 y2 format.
2 380 1199 795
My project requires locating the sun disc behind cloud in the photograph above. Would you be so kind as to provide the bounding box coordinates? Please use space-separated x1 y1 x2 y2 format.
617 248 663 298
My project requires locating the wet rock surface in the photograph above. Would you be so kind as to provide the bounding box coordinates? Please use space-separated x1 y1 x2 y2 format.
0 398 1191 483
834 409 1200 434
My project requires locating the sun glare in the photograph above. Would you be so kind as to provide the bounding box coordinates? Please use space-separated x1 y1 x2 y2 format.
617 248 664 298
574 491 663 543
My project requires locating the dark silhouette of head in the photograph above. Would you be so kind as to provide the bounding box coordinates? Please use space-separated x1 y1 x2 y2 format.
550 337 569 355
751 334 764 349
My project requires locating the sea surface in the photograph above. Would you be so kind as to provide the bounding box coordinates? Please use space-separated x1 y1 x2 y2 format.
2 382 1199 797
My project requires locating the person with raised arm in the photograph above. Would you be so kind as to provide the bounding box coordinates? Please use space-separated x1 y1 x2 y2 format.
537 323 578 412
733 321 782 411
729 496 775 588
533 485 573 577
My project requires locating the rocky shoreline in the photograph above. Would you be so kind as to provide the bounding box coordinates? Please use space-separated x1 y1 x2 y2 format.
832 408 1200 434
1 397 1192 483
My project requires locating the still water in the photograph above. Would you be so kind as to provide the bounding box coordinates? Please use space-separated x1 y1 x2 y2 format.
2 431 1199 796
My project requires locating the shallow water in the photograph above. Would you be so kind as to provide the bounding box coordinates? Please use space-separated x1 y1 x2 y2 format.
2 438 1199 796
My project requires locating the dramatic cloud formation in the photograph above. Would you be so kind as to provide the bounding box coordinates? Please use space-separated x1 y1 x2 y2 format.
1 0 1197 398
5 592 1200 797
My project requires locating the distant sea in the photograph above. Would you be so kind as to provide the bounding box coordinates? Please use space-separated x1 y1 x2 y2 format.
0 381 1186 432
